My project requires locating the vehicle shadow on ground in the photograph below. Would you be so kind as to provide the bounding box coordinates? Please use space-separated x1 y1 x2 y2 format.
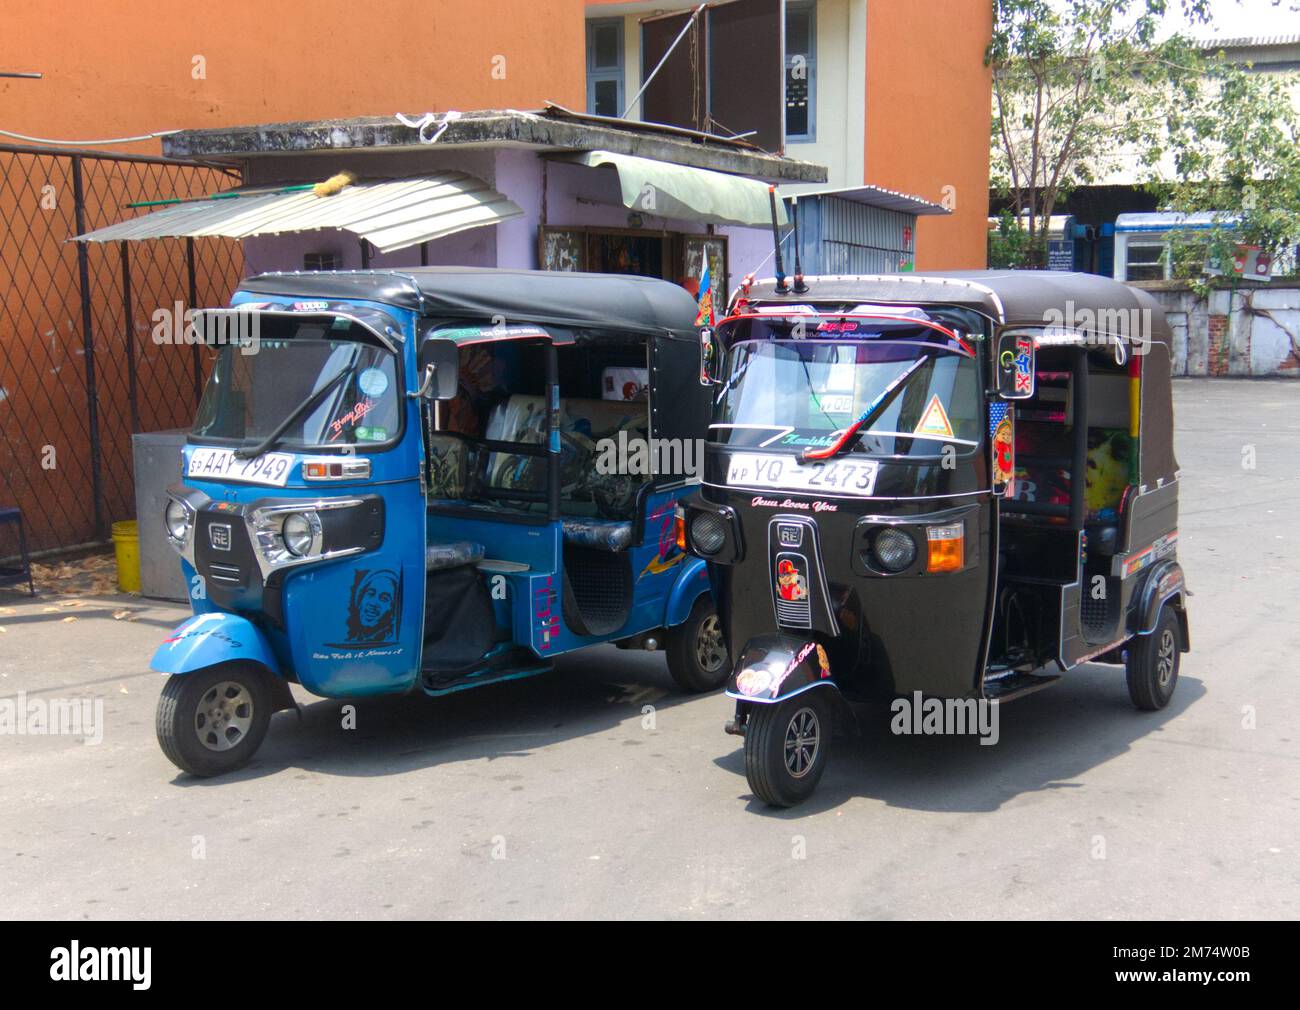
166 646 693 786
714 669 1206 818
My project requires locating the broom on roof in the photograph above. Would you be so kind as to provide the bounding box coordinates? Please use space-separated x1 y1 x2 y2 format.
125 171 356 209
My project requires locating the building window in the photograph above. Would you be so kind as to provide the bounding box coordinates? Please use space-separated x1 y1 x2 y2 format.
587 18 625 119
785 0 816 142
1125 243 1167 282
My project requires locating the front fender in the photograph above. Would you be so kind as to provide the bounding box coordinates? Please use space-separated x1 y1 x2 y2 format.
151 611 282 676
664 555 712 627
724 633 839 705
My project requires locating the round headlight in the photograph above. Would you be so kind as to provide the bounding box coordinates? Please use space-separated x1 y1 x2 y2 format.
873 528 916 572
281 513 315 557
164 499 190 543
689 512 727 555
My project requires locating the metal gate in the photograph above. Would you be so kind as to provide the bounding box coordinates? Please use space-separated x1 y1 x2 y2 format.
0 144 244 554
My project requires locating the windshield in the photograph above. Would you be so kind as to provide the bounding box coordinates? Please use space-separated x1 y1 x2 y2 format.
712 337 981 456
192 330 401 449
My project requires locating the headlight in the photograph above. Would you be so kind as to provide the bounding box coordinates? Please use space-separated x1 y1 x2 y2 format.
872 528 916 572
689 512 727 555
164 499 191 544
281 513 315 557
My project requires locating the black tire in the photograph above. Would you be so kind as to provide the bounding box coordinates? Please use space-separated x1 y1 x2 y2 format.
1126 606 1181 711
156 663 273 777
665 596 729 692
744 692 831 808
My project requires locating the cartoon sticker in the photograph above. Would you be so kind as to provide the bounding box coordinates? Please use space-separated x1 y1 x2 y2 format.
914 394 954 438
815 643 831 678
735 666 774 696
989 402 1014 491
776 557 808 601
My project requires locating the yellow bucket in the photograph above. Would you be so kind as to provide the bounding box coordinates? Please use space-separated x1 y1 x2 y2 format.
112 520 141 593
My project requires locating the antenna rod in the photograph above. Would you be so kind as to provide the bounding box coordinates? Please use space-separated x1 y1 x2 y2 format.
769 186 788 295
621 4 707 119
791 197 808 294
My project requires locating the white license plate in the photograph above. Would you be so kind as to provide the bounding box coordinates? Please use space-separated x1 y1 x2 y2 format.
187 447 295 487
726 453 879 496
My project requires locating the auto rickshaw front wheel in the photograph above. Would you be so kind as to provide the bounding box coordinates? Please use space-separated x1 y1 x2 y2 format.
1126 606 1182 711
744 692 831 808
664 596 729 693
156 663 273 777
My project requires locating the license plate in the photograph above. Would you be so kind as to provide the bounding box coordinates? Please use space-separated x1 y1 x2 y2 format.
725 453 879 496
187 446 295 487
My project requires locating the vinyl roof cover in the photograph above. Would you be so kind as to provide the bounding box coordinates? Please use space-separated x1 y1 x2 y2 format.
237 267 705 339
742 270 1173 349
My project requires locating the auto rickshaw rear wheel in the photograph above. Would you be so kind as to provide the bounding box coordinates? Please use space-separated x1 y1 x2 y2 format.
664 596 729 692
1126 606 1181 711
156 662 273 777
744 691 831 808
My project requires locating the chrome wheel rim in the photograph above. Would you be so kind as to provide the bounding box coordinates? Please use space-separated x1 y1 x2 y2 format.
695 614 726 673
195 681 254 752
784 706 821 779
1156 628 1177 687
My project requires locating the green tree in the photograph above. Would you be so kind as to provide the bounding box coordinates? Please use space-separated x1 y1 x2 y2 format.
988 0 1212 267
1160 58 1300 286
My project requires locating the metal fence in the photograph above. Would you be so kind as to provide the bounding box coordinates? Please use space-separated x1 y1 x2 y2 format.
0 144 245 554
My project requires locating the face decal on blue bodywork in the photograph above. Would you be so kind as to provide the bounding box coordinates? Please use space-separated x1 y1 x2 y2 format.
335 568 402 646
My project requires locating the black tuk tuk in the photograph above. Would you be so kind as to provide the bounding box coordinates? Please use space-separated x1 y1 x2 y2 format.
679 271 1189 806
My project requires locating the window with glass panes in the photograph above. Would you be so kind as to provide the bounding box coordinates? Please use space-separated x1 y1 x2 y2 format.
785 1 815 141
587 19 625 118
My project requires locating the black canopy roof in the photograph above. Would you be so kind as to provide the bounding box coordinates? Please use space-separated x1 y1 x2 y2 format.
239 267 703 339
742 270 1173 349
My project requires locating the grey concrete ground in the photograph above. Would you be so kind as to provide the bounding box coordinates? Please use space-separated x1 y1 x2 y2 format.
1 379 1297 920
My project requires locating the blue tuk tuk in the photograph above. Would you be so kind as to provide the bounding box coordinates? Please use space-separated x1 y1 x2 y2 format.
153 268 725 776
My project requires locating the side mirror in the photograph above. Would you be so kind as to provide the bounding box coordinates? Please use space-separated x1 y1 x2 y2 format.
996 331 1036 400
699 327 720 386
414 337 459 400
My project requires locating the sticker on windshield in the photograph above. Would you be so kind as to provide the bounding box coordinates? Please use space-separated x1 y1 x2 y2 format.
814 393 854 415
914 395 954 438
355 425 388 442
358 367 389 398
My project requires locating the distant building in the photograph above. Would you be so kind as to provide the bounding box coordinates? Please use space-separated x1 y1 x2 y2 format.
990 33 1300 279
585 0 993 270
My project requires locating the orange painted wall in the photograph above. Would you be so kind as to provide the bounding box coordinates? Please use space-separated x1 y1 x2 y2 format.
864 0 992 269
0 0 586 155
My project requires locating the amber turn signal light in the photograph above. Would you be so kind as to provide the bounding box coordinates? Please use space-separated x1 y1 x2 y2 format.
674 511 687 551
926 522 964 573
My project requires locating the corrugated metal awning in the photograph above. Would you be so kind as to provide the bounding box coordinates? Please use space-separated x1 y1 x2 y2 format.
549 149 787 228
790 184 949 217
71 172 524 254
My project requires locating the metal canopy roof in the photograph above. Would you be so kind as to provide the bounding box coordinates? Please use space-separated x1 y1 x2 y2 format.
549 149 787 228
70 172 524 253
788 184 950 217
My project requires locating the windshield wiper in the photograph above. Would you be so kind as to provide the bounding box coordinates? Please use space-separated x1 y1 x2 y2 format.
233 364 355 460
797 353 934 465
